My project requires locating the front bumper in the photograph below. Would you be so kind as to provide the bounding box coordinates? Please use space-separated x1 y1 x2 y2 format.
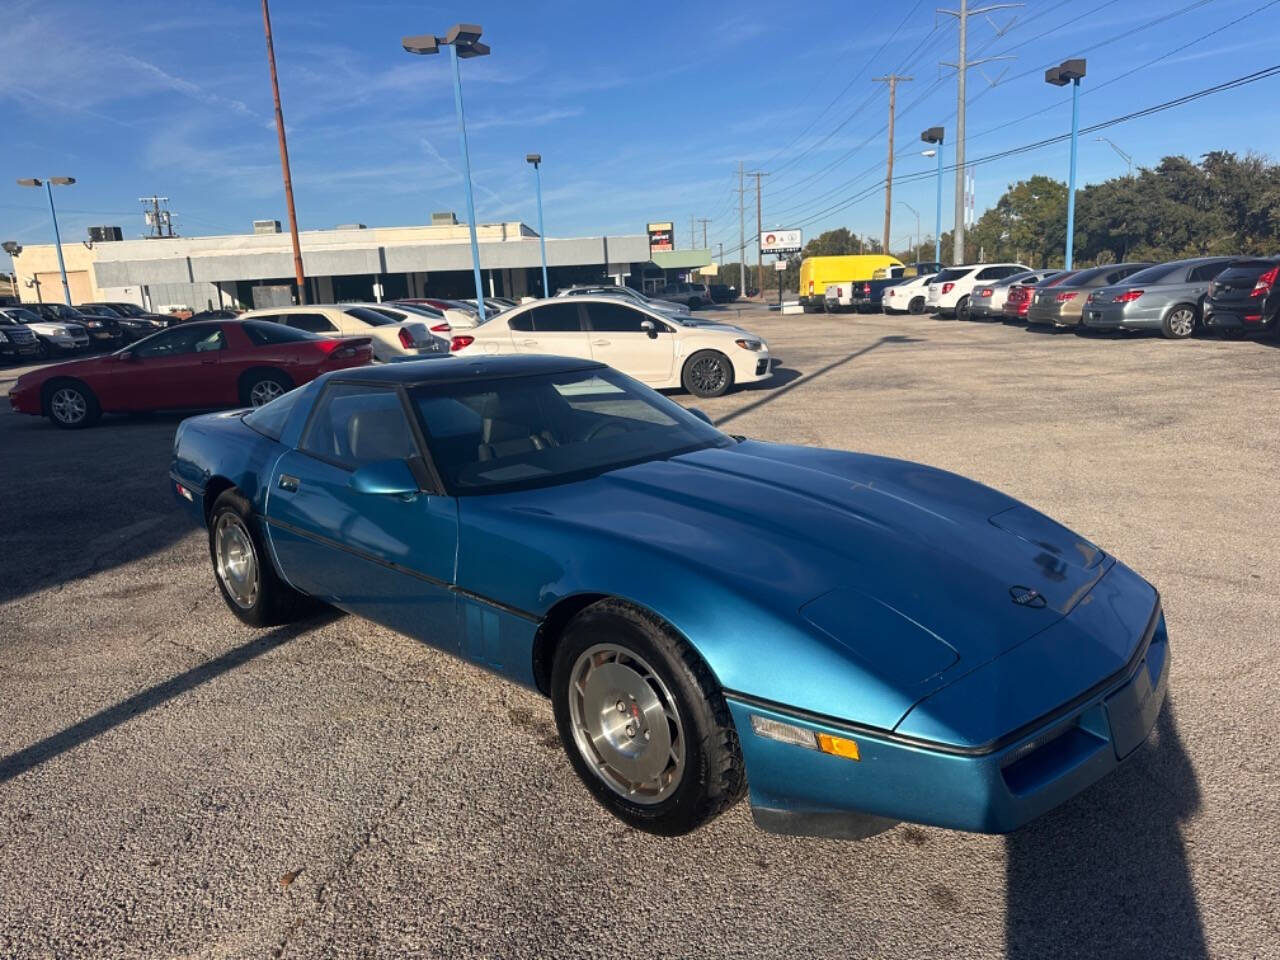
0 341 41 361
730 597 1169 838
733 349 774 383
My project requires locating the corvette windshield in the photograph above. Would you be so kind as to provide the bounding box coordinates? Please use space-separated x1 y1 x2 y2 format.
411 367 732 493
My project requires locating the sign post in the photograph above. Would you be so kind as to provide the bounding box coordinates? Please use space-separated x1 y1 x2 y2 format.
761 229 801 308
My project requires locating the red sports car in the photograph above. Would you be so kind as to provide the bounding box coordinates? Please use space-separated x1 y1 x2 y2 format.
7 319 373 429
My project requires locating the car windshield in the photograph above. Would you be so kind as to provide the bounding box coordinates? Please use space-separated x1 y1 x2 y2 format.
933 268 973 283
389 303 444 319
3 308 43 324
411 367 733 494
110 303 145 316
45 304 84 319
241 320 323 344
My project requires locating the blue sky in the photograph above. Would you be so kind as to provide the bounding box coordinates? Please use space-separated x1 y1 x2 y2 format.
3 0 1278 270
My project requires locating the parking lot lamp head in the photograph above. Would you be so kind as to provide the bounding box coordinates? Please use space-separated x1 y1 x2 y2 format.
17 175 74 305
1046 59 1086 268
526 154 549 296
404 24 490 321
920 127 945 265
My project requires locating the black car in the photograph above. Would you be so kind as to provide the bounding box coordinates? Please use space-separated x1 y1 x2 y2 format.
1204 257 1280 338
0 312 42 364
76 303 166 341
81 301 172 327
709 283 738 303
29 303 123 349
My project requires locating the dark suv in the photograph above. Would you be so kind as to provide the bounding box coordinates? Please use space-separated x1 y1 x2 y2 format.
1204 257 1280 338
650 282 710 309
29 303 123 349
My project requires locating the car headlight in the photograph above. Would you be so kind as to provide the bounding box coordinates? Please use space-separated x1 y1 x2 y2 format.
86 320 102 328
734 338 763 351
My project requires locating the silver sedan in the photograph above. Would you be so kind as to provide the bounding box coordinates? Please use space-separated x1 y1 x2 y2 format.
1082 257 1235 339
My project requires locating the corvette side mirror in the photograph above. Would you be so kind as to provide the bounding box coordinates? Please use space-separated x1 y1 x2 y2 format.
640 319 658 339
688 407 713 426
350 458 420 498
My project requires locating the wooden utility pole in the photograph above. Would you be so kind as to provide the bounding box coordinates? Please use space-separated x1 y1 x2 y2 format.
873 74 911 255
747 170 768 297
697 217 711 250
262 0 306 303
736 163 746 295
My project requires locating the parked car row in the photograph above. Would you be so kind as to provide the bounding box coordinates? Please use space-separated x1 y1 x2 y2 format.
858 254 1280 341
6 288 776 426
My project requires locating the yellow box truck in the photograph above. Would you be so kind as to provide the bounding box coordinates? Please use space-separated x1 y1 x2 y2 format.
798 255 903 312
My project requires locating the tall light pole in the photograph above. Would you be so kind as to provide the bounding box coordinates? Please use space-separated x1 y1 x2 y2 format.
898 201 920 260
403 24 491 322
16 177 74 305
921 126 944 264
1046 59 1087 269
1096 135 1132 176
525 154 549 296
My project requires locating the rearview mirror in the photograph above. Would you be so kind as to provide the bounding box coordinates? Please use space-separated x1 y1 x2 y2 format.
350 458 420 498
688 407 713 426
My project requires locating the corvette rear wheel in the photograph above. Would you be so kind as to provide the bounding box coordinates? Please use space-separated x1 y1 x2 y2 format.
208 489 305 627
551 599 746 836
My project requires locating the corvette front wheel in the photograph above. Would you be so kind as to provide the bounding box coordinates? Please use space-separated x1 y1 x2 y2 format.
551 599 746 836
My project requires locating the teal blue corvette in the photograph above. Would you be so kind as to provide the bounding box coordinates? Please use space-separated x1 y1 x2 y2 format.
170 355 1169 838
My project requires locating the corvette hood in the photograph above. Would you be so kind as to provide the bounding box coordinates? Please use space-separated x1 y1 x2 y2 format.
507 440 1111 677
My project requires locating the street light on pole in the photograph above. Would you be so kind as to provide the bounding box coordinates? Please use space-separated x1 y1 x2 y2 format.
1046 58 1087 269
897 201 920 260
17 177 75 305
920 126 944 264
403 24 492 323
525 153 550 297
1096 136 1132 177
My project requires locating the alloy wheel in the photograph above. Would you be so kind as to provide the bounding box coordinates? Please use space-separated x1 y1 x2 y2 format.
1168 308 1195 338
249 379 285 406
49 387 87 425
214 513 259 610
567 643 686 804
689 356 727 394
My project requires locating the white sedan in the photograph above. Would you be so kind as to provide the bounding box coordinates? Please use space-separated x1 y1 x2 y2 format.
450 296 772 397
237 304 443 361
882 273 936 314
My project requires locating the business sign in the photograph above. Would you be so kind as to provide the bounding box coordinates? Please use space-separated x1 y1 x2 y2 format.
647 221 674 254
774 260 788 272
760 228 802 254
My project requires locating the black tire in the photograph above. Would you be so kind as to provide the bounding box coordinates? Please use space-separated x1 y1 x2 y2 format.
681 350 734 398
208 489 306 627
1161 304 1197 340
239 369 293 407
955 295 972 322
550 599 746 836
44 379 101 429
909 296 925 315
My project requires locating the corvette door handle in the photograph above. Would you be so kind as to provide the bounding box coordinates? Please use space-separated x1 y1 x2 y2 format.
591 338 610 346
278 474 299 492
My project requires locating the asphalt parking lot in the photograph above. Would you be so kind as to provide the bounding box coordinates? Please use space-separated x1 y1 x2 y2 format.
1 308 1277 959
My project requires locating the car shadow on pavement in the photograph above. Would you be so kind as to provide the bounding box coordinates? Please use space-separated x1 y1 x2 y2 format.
715 335 924 429
0 609 339 786
741 365 804 391
1005 701 1207 959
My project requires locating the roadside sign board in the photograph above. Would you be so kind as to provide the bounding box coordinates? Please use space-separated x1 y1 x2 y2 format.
774 260 787 271
647 221 674 254
760 228 802 254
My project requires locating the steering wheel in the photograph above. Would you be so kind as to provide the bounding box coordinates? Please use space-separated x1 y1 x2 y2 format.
582 419 630 442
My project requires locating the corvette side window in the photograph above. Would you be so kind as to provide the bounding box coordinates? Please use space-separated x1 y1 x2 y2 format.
301 384 417 469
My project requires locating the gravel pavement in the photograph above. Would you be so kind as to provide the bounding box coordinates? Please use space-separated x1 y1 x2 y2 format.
1 310 1276 959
